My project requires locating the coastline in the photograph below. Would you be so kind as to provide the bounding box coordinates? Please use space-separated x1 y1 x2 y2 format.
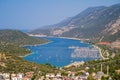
20 41 52 58
59 37 81 40
54 36 89 42
29 34 89 41
23 40 52 47
64 61 85 68
19 52 33 58
93 45 106 60
49 36 90 45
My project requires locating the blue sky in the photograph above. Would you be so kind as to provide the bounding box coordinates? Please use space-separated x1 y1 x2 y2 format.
0 0 120 30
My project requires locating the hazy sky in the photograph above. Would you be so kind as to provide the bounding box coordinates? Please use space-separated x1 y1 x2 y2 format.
0 0 120 30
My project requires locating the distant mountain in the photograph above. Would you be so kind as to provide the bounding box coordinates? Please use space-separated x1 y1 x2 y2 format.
0 29 47 45
29 3 120 42
20 29 29 33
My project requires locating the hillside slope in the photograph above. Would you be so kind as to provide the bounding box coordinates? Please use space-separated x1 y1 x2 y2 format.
0 52 58 73
29 3 120 40
0 29 47 45
0 29 49 56
0 30 57 73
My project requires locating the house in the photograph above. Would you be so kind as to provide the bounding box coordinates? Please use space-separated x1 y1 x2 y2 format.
11 73 29 80
115 69 120 74
25 71 34 79
2 73 10 80
11 73 16 77
11 76 18 80
67 71 76 77
22 76 31 80
63 77 71 80
56 73 62 78
11 74 17 80
75 72 89 80
0 75 5 80
39 76 44 80
96 42 110 45
91 72 96 77
94 71 104 80
85 67 90 70
17 73 24 79
46 73 55 78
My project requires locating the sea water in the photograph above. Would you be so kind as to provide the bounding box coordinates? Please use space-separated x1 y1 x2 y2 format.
23 37 100 67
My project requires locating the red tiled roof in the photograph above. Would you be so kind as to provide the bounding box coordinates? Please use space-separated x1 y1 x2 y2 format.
96 42 110 45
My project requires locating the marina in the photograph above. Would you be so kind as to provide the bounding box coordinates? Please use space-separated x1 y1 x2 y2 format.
71 47 100 58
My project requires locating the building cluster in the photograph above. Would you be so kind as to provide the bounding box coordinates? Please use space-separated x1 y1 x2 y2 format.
0 72 33 80
39 71 90 80
0 71 89 80
1 65 117 80
52 26 75 36
0 70 111 80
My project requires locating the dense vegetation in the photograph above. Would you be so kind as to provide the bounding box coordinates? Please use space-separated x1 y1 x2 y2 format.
0 52 58 74
0 42 31 56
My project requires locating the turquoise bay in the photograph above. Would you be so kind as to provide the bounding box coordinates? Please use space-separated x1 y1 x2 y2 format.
23 37 100 67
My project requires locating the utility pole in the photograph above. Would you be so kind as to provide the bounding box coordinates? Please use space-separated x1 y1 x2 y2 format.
107 65 109 76
106 50 109 59
101 64 102 72
106 50 109 76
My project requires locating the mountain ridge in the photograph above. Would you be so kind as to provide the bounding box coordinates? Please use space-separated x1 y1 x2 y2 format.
29 3 120 42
